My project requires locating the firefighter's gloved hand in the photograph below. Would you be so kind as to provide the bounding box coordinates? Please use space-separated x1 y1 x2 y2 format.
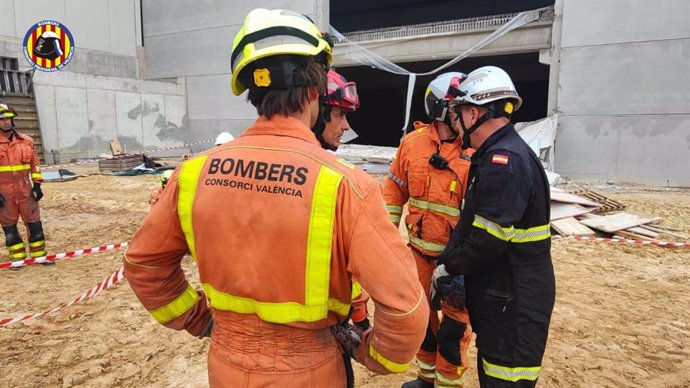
430 264 466 311
198 317 213 339
31 184 43 201
331 322 363 358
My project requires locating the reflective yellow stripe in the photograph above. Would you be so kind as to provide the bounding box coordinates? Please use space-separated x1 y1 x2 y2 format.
0 164 30 172
472 215 550 243
415 357 435 371
10 251 27 259
29 240 45 248
177 155 208 260
29 250 47 257
351 281 362 299
408 234 446 253
203 283 350 323
513 223 551 243
31 172 43 179
386 205 402 215
389 214 401 224
409 198 460 217
149 285 200 324
369 344 412 373
200 165 349 324
450 180 457 192
482 358 541 382
419 370 436 379
436 370 466 386
7 242 25 251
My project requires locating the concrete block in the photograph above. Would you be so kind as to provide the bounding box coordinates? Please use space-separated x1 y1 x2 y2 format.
558 39 690 116
142 0 315 37
562 0 690 48
64 0 111 52
555 115 690 186
85 75 140 93
0 0 17 38
141 93 166 147
140 79 178 95
33 84 59 152
108 0 137 57
187 74 256 120
33 70 88 89
86 88 117 141
114 91 144 149
67 49 138 78
54 87 89 150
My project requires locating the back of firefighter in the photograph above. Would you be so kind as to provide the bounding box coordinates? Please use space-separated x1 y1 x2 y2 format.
124 9 427 388
0 102 46 264
384 73 474 388
434 66 555 387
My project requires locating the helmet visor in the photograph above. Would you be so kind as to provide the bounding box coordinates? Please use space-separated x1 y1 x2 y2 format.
0 104 16 118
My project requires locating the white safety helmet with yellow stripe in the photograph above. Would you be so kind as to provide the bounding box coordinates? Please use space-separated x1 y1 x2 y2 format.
230 8 333 97
215 132 235 145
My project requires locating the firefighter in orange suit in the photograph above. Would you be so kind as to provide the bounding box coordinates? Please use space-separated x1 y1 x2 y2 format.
384 73 474 388
124 8 427 388
0 102 47 264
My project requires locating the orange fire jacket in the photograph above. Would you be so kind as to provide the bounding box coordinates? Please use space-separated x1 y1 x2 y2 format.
0 131 43 226
383 121 473 257
124 116 428 387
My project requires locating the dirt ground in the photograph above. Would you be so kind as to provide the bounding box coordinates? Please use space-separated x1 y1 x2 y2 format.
0 165 689 388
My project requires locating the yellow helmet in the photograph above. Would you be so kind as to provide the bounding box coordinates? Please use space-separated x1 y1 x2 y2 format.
230 8 333 96
0 102 17 119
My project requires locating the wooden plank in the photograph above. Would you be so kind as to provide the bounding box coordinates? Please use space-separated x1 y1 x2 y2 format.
626 227 659 238
550 202 594 221
615 230 655 241
580 212 660 233
551 217 595 236
550 190 602 207
638 225 688 239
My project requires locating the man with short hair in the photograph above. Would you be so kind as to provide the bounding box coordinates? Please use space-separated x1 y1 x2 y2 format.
0 102 47 266
434 66 555 388
125 8 427 388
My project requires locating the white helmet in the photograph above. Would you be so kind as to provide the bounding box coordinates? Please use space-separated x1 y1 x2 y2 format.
215 132 235 145
424 72 467 122
451 66 522 113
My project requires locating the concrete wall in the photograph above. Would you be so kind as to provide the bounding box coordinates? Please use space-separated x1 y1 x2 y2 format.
554 0 690 186
0 0 189 161
141 0 327 142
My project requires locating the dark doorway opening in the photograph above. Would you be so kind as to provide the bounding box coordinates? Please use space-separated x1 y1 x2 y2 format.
336 52 549 147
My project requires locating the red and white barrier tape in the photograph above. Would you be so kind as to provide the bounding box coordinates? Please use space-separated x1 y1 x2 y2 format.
0 242 128 270
554 235 690 248
41 139 214 170
0 267 125 327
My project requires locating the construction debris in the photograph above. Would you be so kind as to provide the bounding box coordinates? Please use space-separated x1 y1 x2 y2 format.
568 189 626 214
579 212 662 234
551 217 595 237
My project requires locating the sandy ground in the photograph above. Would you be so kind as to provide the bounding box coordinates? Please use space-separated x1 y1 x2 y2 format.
0 166 689 388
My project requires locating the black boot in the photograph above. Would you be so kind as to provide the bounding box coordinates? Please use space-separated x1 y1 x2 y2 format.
27 221 51 265
401 377 434 388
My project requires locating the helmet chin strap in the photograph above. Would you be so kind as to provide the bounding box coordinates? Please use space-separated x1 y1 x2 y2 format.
457 105 495 150
312 98 338 151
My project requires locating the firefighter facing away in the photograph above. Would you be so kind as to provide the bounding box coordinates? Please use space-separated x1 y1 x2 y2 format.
0 102 48 266
384 73 474 388
432 66 555 388
124 8 427 388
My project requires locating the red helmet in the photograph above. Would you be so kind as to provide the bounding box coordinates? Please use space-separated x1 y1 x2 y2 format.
326 70 359 112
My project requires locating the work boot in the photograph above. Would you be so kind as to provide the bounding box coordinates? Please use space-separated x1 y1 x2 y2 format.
401 377 434 388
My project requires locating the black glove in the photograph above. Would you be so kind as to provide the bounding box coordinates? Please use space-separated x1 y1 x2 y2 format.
331 322 363 358
198 317 213 339
431 266 466 311
32 184 43 201
0 193 4 208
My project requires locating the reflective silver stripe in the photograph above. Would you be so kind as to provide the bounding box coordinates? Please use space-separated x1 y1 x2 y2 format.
473 215 550 243
408 234 446 252
389 214 401 224
416 358 435 371
387 172 407 188
409 198 460 217
435 370 466 386
386 205 403 215
482 358 541 382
